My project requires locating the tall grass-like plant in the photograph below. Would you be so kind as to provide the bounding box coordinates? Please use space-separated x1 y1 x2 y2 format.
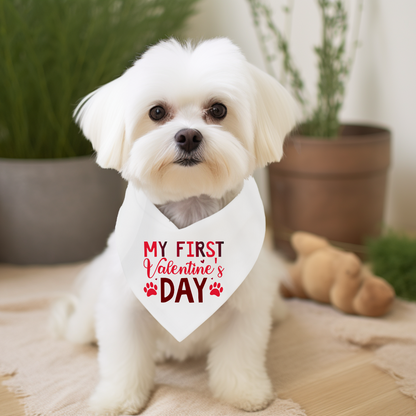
0 0 199 158
247 0 363 138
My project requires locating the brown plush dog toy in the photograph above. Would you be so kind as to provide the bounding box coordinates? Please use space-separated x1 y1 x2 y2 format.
280 232 395 317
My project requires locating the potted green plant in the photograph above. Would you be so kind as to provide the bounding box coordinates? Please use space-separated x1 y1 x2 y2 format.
248 0 391 259
0 0 199 264
366 232 416 302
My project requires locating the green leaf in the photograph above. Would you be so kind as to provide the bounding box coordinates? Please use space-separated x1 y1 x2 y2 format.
0 0 199 158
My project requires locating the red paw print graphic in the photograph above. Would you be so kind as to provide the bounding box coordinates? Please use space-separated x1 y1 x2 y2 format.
209 282 223 297
144 282 157 297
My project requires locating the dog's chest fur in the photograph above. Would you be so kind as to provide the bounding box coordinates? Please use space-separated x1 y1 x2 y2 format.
156 185 242 229
157 195 222 228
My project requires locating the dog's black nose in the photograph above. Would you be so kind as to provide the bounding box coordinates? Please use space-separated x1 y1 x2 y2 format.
174 129 203 153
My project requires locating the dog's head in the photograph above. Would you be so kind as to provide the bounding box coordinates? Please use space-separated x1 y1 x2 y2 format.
75 38 297 204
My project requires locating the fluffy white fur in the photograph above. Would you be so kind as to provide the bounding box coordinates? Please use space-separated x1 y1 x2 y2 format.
51 38 297 415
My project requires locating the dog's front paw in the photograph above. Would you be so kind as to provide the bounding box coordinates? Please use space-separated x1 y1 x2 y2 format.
211 374 275 412
89 381 149 416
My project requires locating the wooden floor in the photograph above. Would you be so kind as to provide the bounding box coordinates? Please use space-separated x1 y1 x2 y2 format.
278 350 416 416
1 350 415 416
0 375 25 416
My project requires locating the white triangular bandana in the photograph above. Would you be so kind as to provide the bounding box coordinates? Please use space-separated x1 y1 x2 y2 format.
115 177 265 342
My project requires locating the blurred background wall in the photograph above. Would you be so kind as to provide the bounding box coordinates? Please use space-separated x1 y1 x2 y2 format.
186 0 416 233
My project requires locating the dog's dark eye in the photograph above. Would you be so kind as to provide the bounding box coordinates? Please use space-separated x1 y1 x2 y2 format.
209 103 227 120
149 106 166 121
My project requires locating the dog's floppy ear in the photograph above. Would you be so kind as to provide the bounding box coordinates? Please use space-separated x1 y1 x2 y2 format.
74 76 128 170
248 63 298 167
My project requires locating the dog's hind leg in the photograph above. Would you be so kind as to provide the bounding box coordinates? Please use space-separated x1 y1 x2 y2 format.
50 246 112 344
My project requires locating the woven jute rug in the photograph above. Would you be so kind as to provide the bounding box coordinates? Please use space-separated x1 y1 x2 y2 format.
1 263 415 416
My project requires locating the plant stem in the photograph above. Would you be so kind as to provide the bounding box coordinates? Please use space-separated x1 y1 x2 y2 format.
247 0 363 139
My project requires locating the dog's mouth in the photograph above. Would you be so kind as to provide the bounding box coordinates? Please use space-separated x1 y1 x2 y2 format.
174 150 203 167
175 157 202 167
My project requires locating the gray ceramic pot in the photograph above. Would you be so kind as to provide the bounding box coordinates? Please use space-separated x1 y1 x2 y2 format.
0 156 125 264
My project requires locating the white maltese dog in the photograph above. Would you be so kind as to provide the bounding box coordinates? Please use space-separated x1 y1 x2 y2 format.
52 38 296 415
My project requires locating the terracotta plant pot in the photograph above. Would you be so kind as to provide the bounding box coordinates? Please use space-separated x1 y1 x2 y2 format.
268 124 391 260
0 156 125 264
